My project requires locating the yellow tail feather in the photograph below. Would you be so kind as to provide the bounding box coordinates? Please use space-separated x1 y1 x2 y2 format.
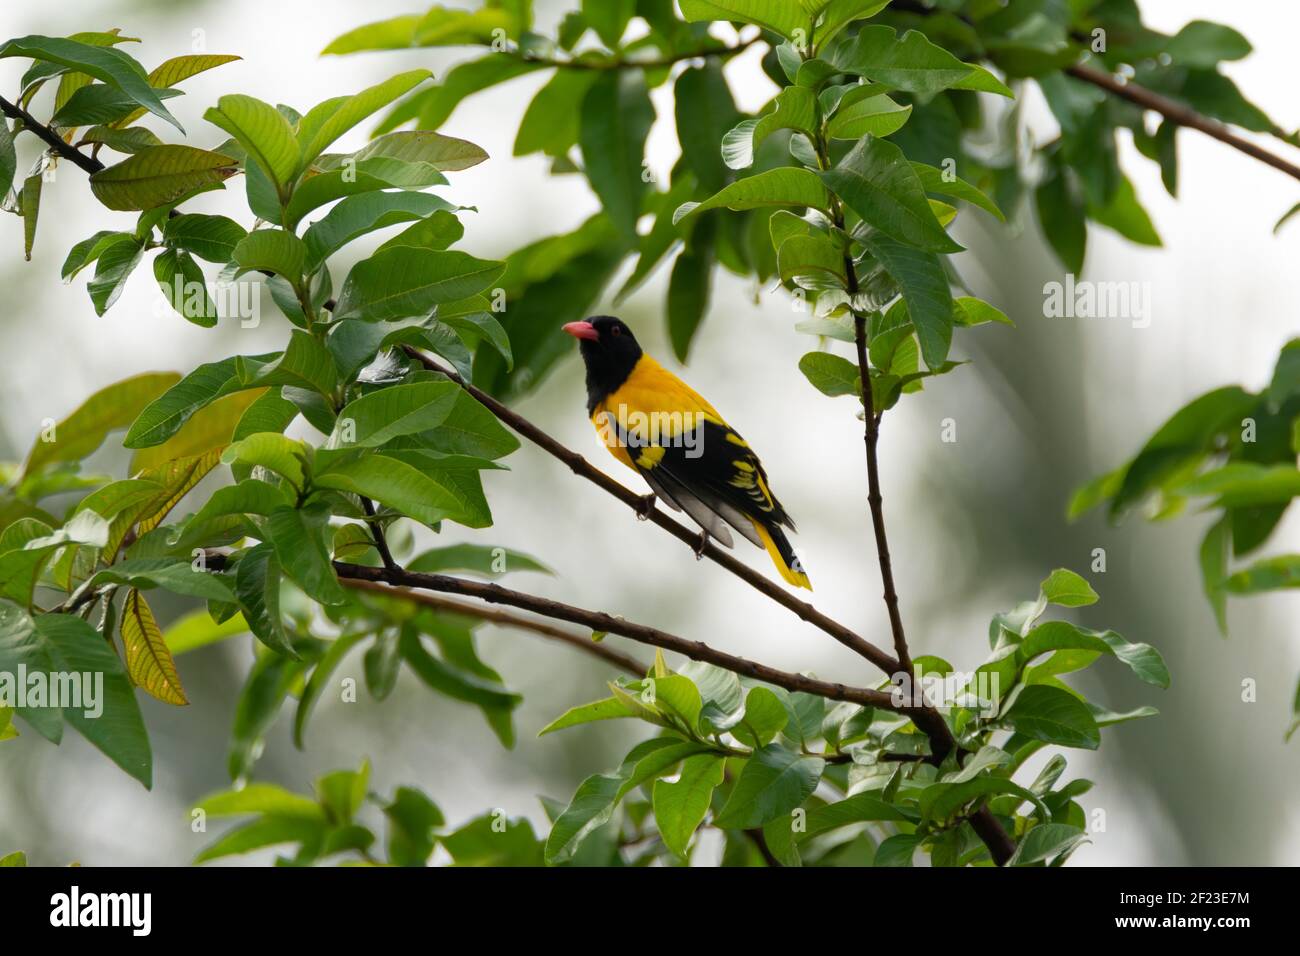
753 521 812 591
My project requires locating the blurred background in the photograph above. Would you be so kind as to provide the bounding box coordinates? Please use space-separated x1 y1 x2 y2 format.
1 0 1298 866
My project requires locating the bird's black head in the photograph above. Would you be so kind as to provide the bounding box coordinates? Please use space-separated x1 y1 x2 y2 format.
563 315 643 414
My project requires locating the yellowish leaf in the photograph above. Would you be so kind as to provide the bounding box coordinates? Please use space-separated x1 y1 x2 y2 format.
131 388 265 473
122 588 188 705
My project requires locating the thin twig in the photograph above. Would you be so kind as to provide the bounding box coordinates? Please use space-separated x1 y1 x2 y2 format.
398 345 901 677
342 576 647 675
331 562 898 710
0 96 105 174
1065 62 1300 183
359 496 399 572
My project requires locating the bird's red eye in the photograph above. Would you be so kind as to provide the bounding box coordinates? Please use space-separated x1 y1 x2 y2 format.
611 326 621 336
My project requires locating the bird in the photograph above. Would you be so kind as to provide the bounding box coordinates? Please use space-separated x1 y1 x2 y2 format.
562 315 811 590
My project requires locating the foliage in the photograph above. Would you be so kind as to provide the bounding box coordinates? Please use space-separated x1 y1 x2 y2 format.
1073 343 1300 739
3 0 1279 866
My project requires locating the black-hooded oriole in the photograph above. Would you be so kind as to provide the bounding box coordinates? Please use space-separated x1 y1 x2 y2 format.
563 316 811 590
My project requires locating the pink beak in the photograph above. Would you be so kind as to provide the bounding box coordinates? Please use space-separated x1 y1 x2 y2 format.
562 320 599 341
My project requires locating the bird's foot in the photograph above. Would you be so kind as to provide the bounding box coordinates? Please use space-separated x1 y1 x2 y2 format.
635 493 656 521
693 530 709 560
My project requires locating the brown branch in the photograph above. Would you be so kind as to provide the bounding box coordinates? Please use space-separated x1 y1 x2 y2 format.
0 96 105 175
1065 63 1300 183
342 576 648 675
332 561 898 710
399 346 900 676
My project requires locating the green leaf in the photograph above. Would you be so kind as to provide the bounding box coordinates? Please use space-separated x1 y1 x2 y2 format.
678 0 808 38
545 739 706 863
953 296 1013 326
85 557 235 603
1110 386 1257 515
294 631 365 747
232 229 307 282
407 543 548 576
675 167 830 225
732 686 790 749
516 69 599 159
234 543 296 656
583 0 635 46
539 696 638 736
24 371 178 476
579 70 654 241
1165 20 1251 69
296 70 432 171
912 162 1006 222
827 89 911 140
1009 823 1090 866
674 62 740 193
1225 554 1300 594
920 774 1048 825
813 0 891 48
88 146 237 211
714 744 824 829
1036 161 1087 272
34 613 152 787
831 26 992 95
1018 620 1170 688
859 231 953 370
303 192 455 270
1002 685 1101 750
336 248 505 321
154 248 217 327
86 237 145 315
237 331 337 398
221 434 311 492
265 506 348 606
1040 568 1098 607
667 242 713 363
163 213 247 263
799 351 859 398
801 792 911 843
322 15 422 54
0 35 181 130
125 356 257 448
1199 516 1231 633
0 119 15 199
384 786 444 866
19 173 41 261
203 94 300 194
823 137 961 253
874 833 920 866
653 753 726 858
315 453 483 528
332 381 460 448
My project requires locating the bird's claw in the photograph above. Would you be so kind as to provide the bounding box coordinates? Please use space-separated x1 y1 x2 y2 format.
635 493 656 521
693 530 709 560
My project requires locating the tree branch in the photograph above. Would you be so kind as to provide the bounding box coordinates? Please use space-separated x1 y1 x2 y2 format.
399 345 901 677
332 561 898 710
342 576 647 675
0 96 105 175
1065 62 1300 183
